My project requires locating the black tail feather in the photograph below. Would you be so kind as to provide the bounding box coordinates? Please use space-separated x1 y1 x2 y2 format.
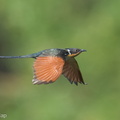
0 53 40 59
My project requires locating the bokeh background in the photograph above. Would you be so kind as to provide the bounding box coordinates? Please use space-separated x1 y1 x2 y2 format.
0 0 120 120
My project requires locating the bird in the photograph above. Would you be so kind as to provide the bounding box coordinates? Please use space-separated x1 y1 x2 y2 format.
0 48 86 85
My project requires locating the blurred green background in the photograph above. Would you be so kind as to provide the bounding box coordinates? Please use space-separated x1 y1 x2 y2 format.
0 0 120 120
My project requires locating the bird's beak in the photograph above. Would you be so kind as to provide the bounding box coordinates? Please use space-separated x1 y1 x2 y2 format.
80 49 87 52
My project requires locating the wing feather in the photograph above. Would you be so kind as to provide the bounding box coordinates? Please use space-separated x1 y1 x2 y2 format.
32 56 65 84
62 58 86 85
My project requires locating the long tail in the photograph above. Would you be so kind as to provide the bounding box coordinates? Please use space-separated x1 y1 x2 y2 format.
0 53 40 59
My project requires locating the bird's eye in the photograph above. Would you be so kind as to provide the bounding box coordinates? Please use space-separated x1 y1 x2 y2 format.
76 49 80 52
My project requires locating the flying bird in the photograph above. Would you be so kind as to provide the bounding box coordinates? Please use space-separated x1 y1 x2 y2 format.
0 48 86 85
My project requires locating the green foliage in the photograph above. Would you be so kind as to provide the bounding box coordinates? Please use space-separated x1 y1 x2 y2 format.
0 0 120 120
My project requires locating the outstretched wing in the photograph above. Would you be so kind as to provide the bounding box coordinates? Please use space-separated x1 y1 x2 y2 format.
62 58 86 85
32 56 65 84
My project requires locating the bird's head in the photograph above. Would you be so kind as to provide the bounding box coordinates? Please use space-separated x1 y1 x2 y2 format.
65 48 86 57
43 48 86 59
